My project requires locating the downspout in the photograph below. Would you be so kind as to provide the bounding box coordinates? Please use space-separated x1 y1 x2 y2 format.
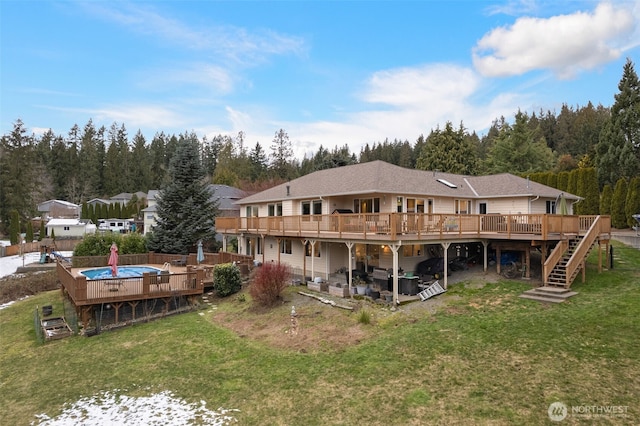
528 196 539 214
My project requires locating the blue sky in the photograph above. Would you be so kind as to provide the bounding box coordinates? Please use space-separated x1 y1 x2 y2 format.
2 1 639 160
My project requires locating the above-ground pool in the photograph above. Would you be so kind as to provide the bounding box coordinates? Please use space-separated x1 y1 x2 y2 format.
81 266 164 280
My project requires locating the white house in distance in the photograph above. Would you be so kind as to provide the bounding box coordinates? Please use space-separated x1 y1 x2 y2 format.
46 218 96 238
216 161 611 303
141 190 160 235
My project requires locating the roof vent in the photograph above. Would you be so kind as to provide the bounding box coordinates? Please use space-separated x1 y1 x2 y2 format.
437 178 457 189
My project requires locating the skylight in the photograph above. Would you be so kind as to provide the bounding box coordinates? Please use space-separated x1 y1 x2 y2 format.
437 178 457 188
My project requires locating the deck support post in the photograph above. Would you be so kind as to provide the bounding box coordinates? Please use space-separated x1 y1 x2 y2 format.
441 242 450 289
390 244 400 304
301 240 308 282
128 301 139 320
309 239 317 280
344 242 354 293
482 240 489 272
112 302 122 323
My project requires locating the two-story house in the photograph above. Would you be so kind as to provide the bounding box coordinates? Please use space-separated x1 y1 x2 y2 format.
216 161 611 303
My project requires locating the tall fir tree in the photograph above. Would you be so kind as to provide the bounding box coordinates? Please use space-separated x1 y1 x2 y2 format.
611 178 628 228
625 176 640 228
596 58 640 187
416 122 479 175
147 134 218 254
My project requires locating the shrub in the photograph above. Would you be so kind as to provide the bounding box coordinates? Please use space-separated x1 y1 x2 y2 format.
73 233 147 256
214 263 242 297
249 262 291 306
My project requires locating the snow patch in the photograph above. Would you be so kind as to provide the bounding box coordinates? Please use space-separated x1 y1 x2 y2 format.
32 390 239 425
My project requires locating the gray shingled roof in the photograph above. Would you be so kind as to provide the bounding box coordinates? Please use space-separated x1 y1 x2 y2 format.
207 184 247 211
238 160 579 204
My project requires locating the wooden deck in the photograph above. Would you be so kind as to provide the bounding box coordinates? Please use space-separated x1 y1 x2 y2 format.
58 262 210 307
216 213 611 243
56 251 254 331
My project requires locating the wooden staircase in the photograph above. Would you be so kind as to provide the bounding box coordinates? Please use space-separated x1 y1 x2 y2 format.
519 216 605 303
546 236 585 288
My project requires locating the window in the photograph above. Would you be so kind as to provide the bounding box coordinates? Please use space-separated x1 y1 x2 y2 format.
406 198 416 213
256 238 263 255
403 244 422 257
354 198 381 213
63 226 70 231
246 206 258 217
302 200 322 221
268 203 282 216
546 200 556 214
280 239 292 254
305 242 321 257
455 199 471 214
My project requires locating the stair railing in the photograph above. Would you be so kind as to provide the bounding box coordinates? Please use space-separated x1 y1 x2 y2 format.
563 216 602 287
543 239 568 285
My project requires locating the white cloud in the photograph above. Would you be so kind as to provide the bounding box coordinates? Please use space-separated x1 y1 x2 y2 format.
138 63 237 96
473 2 636 78
81 2 305 65
45 104 188 132
279 64 527 159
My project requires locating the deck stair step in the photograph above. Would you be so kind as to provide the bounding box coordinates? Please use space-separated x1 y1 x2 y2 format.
519 286 578 303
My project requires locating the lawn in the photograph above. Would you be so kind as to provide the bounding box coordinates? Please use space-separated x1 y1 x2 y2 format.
1 242 639 425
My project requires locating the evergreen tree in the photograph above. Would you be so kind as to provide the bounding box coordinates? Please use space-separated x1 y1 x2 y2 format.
9 210 20 245
416 122 479 174
575 168 599 215
625 176 640 228
0 120 42 230
149 132 168 189
248 141 268 181
269 129 295 179
130 130 151 192
26 220 34 243
147 134 218 254
611 178 628 228
597 58 640 187
484 111 555 174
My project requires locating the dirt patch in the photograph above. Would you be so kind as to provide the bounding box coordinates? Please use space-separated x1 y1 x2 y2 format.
209 290 374 353
206 265 512 352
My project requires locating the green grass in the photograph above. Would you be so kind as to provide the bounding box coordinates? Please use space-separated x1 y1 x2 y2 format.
1 242 639 425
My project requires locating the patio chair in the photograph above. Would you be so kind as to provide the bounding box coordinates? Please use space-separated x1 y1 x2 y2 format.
171 255 187 267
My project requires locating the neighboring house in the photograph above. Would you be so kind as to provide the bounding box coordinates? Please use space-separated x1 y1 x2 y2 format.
208 184 247 218
110 191 148 206
216 161 611 301
141 190 160 235
85 198 112 209
37 200 80 220
46 218 96 238
142 186 246 236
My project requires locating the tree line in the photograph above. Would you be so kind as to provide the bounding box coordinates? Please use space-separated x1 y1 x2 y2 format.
1 60 638 235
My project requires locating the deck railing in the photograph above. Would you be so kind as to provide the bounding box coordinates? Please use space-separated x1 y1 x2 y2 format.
217 213 611 241
58 262 205 306
59 251 254 306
